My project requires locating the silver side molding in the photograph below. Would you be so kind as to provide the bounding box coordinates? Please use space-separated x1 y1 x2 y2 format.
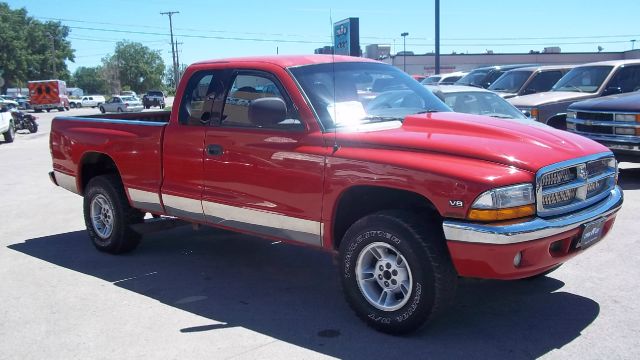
203 201 322 246
162 194 205 222
54 170 79 194
127 188 164 213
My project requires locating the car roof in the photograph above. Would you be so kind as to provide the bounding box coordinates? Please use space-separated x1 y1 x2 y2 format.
193 55 379 68
577 59 640 67
505 64 576 72
426 84 493 94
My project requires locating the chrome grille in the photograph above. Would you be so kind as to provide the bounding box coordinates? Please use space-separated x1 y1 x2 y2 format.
536 154 617 217
542 188 577 207
539 168 576 187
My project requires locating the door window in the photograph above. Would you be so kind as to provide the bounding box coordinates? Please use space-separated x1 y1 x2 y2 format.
607 65 640 93
222 73 301 130
179 71 225 126
526 71 564 93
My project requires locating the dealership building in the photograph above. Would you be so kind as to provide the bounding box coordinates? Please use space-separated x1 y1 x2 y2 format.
377 49 640 76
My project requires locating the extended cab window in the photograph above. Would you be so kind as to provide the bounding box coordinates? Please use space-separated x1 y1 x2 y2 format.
607 65 640 93
526 71 564 92
179 71 224 126
221 73 302 130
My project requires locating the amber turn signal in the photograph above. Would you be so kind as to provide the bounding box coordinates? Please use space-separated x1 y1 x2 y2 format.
468 204 536 221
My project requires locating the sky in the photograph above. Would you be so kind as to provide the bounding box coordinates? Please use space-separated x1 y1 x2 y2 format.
7 0 640 72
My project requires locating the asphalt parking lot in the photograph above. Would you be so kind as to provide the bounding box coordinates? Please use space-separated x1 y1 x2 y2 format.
1 108 639 359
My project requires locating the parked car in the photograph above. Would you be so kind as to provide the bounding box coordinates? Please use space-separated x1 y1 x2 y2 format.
509 60 640 129
0 96 19 109
68 98 83 108
142 90 166 109
81 95 106 108
421 71 468 86
411 74 426 82
455 64 538 88
99 96 144 113
49 55 622 335
121 90 138 98
426 85 528 120
0 105 16 142
489 65 574 99
566 91 640 162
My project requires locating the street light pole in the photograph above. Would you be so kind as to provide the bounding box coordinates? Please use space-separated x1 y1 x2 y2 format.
401 32 409 72
47 33 56 78
632 39 637 50
435 0 440 74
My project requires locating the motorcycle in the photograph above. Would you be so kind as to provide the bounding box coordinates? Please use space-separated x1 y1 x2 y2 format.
11 110 38 133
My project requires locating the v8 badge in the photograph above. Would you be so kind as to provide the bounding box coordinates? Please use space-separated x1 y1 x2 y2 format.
449 200 464 208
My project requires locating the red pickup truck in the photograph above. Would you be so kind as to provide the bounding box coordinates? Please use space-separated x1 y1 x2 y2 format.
49 55 623 334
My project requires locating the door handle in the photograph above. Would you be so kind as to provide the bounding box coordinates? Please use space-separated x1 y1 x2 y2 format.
207 144 223 156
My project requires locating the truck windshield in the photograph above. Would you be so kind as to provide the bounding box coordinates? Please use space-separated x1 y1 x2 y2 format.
289 62 450 130
489 70 533 93
455 69 490 87
551 66 613 93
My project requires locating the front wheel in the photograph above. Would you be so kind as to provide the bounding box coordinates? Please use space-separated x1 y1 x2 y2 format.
117 107 123 113
83 175 144 254
3 121 16 142
99 106 105 114
339 211 457 334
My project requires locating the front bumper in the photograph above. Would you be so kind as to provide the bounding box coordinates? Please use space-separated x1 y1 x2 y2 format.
443 186 623 279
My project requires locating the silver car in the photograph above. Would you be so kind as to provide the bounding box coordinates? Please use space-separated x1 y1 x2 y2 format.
99 96 144 113
426 85 528 120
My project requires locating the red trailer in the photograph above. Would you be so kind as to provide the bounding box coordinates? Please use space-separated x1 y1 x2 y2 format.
28 80 69 112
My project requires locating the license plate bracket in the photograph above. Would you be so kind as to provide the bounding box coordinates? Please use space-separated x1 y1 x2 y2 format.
577 218 606 249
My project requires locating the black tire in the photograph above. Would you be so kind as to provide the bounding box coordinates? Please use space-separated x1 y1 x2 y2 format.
83 175 144 254
27 121 38 134
70 103 76 109
339 210 457 334
99 106 105 114
46 109 51 112
117 107 123 113
3 121 16 143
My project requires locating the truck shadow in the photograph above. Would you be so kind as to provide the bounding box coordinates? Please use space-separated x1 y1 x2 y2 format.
618 167 640 190
9 228 599 359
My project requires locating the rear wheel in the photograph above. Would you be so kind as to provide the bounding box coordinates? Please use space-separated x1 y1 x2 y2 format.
70 103 76 109
83 175 144 254
117 107 123 113
339 210 457 334
27 121 38 133
3 121 15 143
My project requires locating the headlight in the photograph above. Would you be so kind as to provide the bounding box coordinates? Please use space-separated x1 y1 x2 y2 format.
566 111 576 119
566 122 577 131
614 113 639 122
468 183 535 221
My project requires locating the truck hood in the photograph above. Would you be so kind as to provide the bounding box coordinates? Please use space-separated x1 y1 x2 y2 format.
336 112 609 173
569 91 640 112
508 91 595 107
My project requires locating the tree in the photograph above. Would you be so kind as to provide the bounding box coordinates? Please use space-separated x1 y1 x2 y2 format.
164 63 188 94
73 66 107 94
102 41 165 94
0 3 74 91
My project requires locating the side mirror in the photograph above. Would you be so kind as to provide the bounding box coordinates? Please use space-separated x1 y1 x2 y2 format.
248 97 287 127
603 86 622 96
523 110 531 118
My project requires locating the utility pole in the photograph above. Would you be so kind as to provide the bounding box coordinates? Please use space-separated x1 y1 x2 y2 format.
401 32 409 72
175 40 183 84
161 11 179 89
48 33 56 78
632 39 637 50
435 0 441 74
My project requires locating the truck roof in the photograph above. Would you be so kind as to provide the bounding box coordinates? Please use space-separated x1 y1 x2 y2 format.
192 54 379 68
577 59 640 67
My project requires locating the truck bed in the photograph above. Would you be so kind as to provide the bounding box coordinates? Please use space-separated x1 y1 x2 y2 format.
50 111 169 201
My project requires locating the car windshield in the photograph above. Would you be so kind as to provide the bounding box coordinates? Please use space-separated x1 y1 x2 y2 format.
551 65 613 93
289 62 450 130
455 69 491 87
421 76 441 84
440 91 527 120
489 70 533 93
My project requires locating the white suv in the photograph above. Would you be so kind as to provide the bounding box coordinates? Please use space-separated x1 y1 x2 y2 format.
0 106 15 143
81 95 106 108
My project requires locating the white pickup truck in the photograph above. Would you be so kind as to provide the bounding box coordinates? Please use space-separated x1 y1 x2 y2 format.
0 106 15 142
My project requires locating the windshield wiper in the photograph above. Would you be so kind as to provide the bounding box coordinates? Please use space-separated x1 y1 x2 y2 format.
414 109 441 114
360 115 403 123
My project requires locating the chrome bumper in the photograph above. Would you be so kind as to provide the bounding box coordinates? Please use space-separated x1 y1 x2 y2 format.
443 186 623 245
